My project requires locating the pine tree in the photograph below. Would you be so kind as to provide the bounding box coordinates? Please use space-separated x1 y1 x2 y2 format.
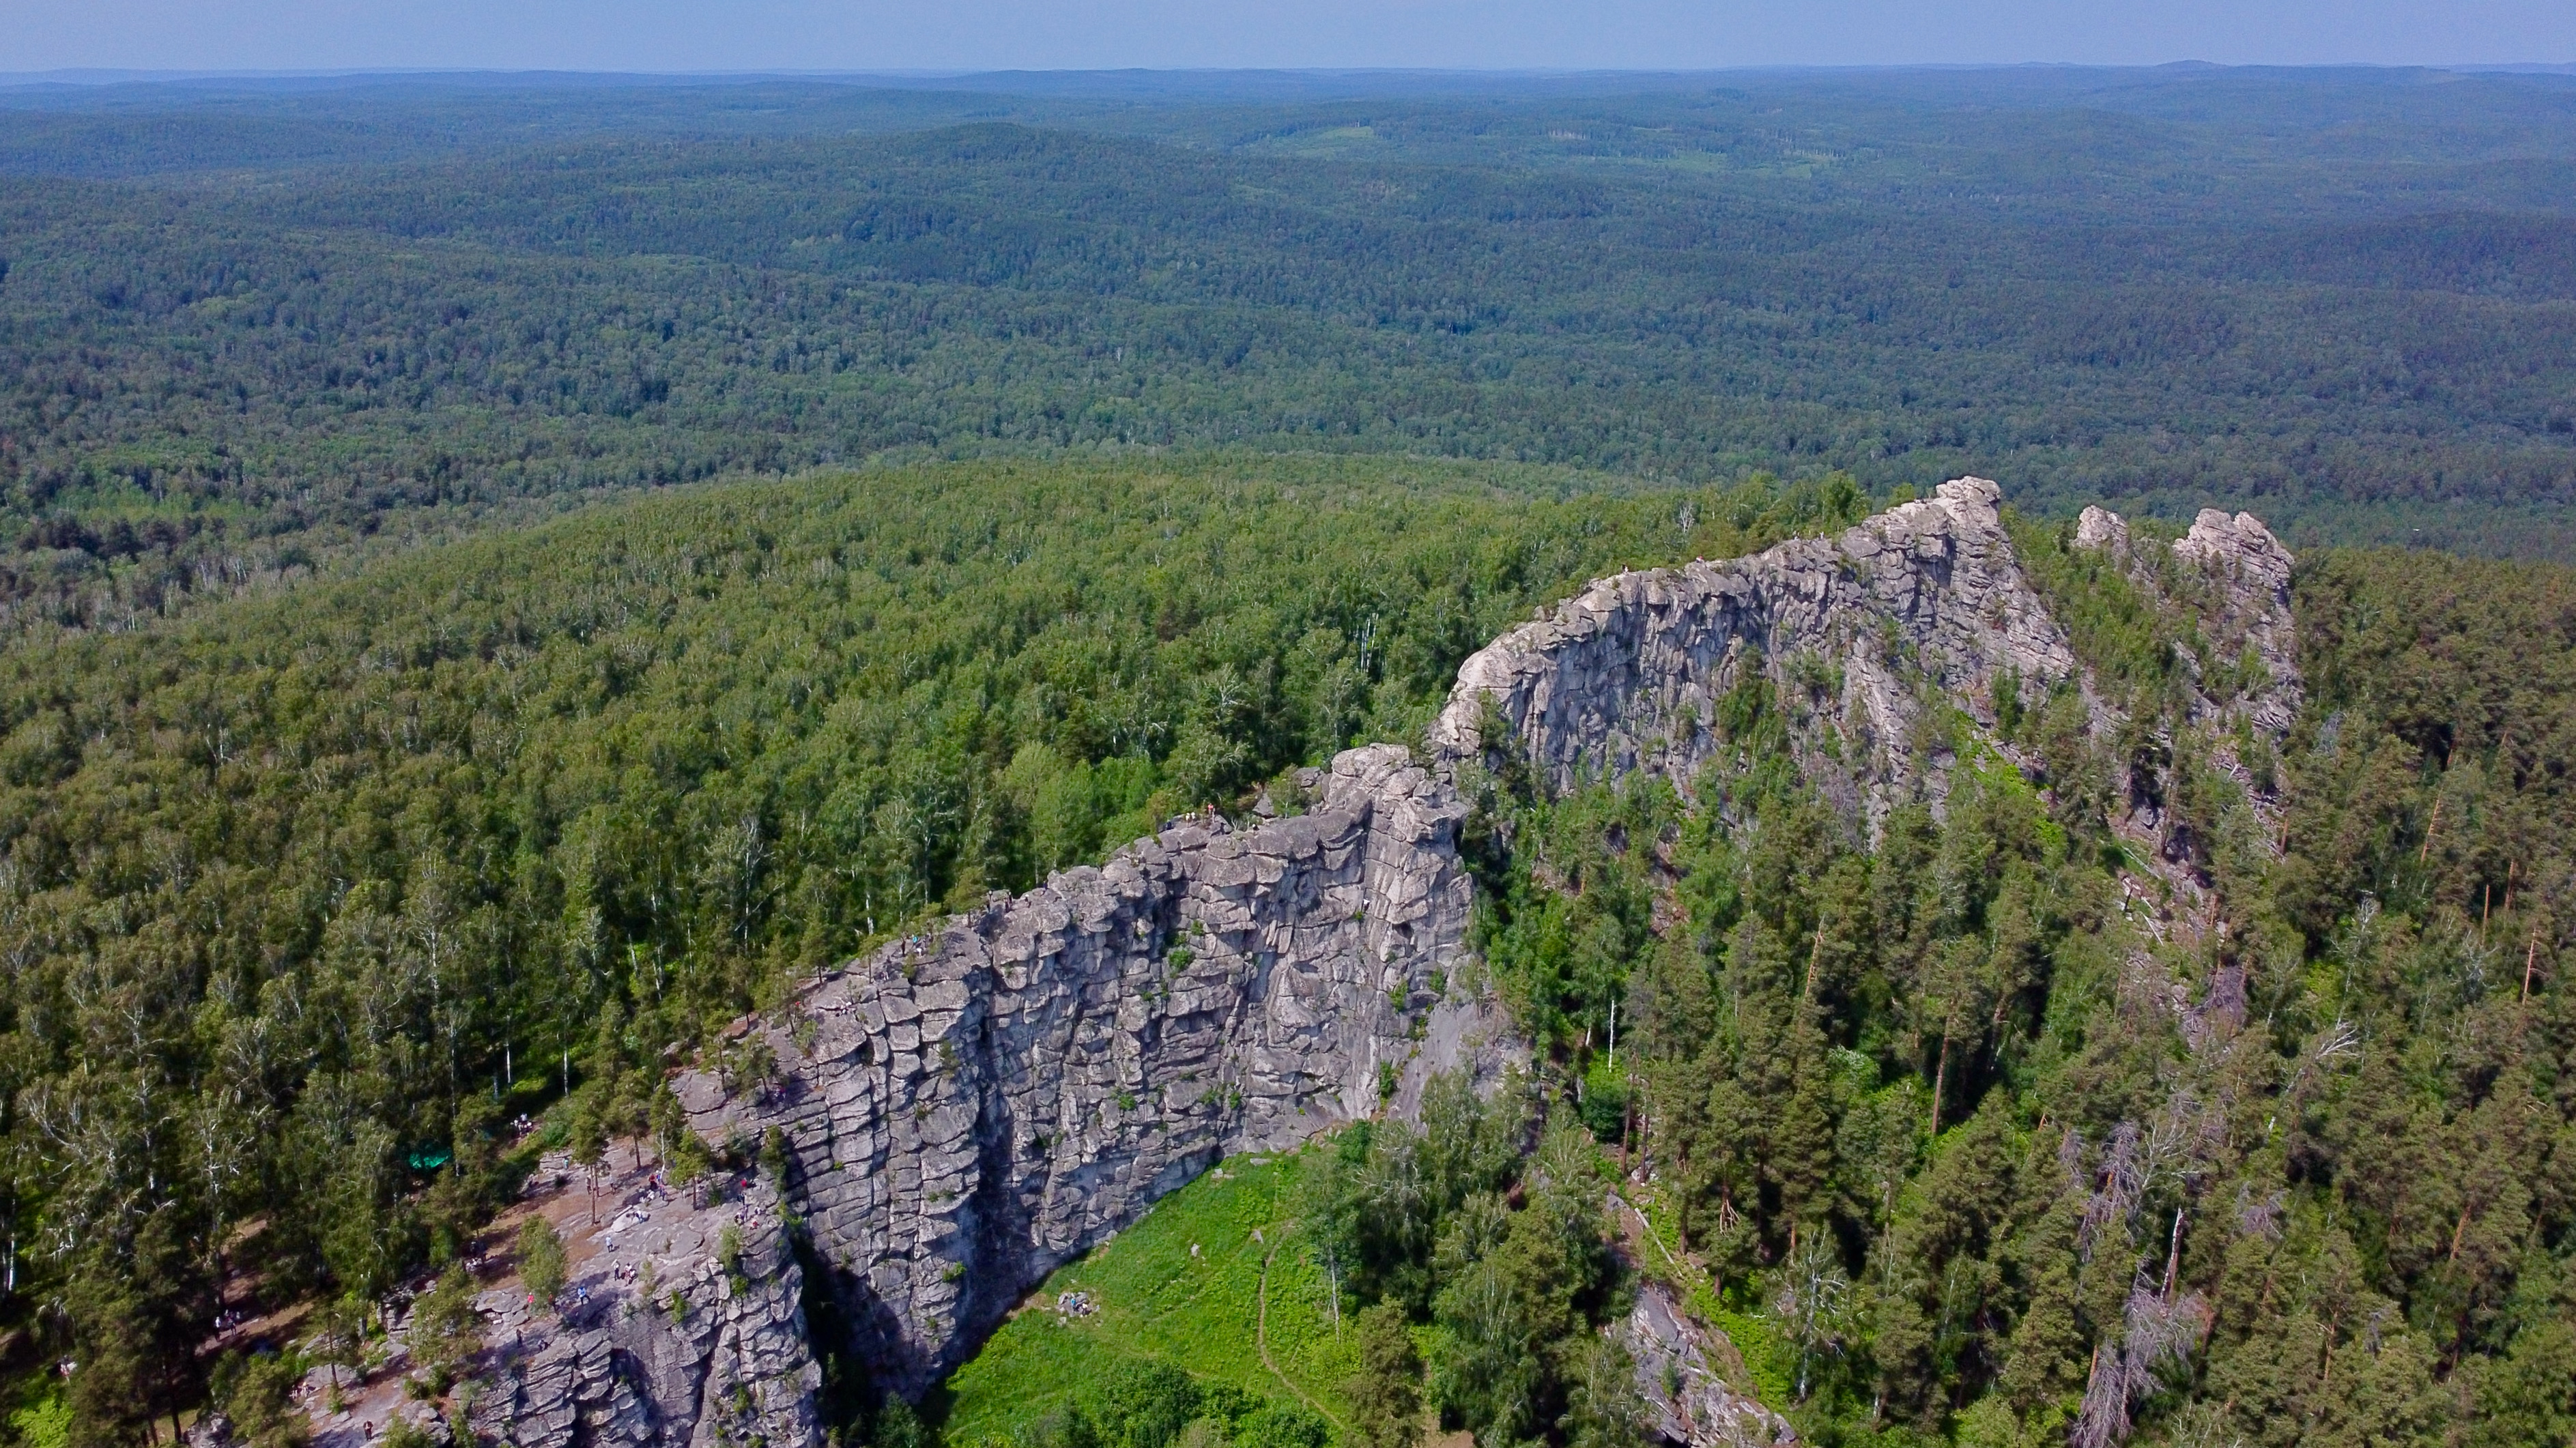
406 1264 485 1393
517 1216 569 1311
1347 1303 1424 1448
570 1097 609 1224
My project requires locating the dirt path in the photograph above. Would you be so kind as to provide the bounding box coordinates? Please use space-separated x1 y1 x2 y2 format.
1255 1226 1347 1431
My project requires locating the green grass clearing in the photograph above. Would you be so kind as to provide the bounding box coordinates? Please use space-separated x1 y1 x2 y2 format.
934 1148 1360 1447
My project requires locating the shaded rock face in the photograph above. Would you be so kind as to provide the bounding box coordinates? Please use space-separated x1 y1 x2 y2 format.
1429 478 2080 835
1624 1282 1795 1448
674 744 1515 1395
466 1177 822 1448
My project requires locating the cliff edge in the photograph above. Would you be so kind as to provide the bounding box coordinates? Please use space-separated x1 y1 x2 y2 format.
673 743 1512 1394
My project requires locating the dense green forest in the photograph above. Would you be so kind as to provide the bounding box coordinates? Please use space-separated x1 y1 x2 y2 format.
1 65 2574 1448
0 454 1880 1441
3 68 2576 640
0 444 2564 1448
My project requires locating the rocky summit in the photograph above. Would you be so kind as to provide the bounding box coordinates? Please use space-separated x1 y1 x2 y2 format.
455 479 2299 1447
1431 477 2080 833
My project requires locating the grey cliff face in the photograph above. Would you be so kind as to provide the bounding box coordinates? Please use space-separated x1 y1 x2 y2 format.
670 743 1516 1395
466 1176 823 1448
1429 478 2079 833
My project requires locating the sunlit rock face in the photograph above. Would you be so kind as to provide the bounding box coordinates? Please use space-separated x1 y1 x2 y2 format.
1429 477 2083 835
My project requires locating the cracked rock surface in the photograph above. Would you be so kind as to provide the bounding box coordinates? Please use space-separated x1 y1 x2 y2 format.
674 744 1516 1395
1429 477 2079 835
466 1170 822 1448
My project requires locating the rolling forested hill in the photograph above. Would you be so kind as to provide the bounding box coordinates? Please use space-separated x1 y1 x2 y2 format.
3 67 2576 638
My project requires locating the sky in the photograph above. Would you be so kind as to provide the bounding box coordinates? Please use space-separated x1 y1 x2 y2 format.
3 0 2573 75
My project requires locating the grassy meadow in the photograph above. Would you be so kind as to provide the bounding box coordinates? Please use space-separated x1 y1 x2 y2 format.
934 1148 1360 1447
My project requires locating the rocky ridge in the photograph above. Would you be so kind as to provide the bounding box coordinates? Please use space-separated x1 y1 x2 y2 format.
459 478 2301 1448
248 1155 823 1448
1428 478 2081 834
672 743 1514 1395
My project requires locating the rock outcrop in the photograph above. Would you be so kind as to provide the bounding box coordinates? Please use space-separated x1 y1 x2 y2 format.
1624 1282 1796 1448
2072 503 2302 905
465 1174 822 1448
1428 478 2080 833
294 1157 822 1448
2075 504 2301 736
672 744 1515 1395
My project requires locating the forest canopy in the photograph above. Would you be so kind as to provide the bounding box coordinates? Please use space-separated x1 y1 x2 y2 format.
1448 527 2576 1448
0 454 1891 1438
5 67 2576 639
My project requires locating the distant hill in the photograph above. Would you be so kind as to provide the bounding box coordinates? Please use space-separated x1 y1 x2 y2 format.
0 68 2573 637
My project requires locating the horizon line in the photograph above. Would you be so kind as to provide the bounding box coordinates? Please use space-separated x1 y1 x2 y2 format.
8 59 2576 88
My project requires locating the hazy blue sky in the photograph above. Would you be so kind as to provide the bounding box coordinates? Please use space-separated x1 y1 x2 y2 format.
5 0 2572 74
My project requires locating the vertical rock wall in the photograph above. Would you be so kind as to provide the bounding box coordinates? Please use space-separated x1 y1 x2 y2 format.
672 744 1515 1395
453 476 2306 1447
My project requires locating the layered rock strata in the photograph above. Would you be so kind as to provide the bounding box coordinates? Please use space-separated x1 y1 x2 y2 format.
673 744 1513 1394
1428 478 2080 832
463 1172 822 1448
